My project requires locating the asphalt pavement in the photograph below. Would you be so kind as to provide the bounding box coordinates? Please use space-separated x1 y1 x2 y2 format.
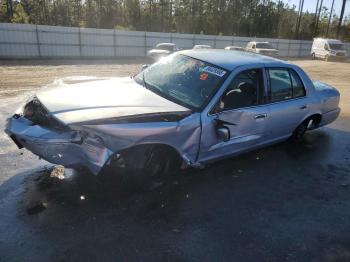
1 61 350 262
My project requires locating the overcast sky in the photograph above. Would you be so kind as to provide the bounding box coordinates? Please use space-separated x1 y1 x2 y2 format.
282 0 350 18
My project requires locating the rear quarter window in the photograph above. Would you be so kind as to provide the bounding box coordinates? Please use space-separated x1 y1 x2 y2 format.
290 70 306 97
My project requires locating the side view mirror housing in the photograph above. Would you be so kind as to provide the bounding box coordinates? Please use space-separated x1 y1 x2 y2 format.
141 64 149 71
217 127 230 142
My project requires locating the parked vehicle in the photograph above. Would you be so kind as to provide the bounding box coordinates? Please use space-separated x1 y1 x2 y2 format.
311 38 347 61
5 50 340 180
147 43 178 60
193 45 212 50
224 46 245 51
246 41 279 56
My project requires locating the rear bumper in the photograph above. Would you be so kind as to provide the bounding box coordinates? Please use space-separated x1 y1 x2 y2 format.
5 116 113 175
320 108 341 127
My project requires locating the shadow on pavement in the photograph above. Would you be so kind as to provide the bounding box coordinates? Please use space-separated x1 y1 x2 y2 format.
1 125 350 261
10 125 350 221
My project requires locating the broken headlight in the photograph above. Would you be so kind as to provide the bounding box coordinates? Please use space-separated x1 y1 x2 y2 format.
21 97 68 130
23 97 48 123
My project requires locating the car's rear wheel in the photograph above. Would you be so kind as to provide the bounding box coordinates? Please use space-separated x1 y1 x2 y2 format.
311 53 316 60
292 119 310 140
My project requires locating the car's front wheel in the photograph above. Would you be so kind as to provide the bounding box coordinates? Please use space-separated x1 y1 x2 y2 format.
101 145 181 190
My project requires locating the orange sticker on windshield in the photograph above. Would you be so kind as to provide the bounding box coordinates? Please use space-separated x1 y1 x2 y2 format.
200 73 208 80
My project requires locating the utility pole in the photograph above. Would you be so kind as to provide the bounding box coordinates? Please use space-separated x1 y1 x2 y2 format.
6 0 13 22
336 0 347 38
191 0 195 34
295 0 304 39
313 0 319 36
169 0 173 32
315 0 323 36
326 0 335 37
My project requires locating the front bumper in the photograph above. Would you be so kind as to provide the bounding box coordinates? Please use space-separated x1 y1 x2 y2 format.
5 116 113 175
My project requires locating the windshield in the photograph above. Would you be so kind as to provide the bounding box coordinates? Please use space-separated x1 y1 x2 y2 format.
156 44 175 51
135 54 228 110
329 43 344 50
256 43 274 49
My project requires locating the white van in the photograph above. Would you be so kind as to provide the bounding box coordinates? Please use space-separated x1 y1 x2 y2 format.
311 38 347 61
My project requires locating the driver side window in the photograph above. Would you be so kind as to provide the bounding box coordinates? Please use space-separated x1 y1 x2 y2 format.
216 69 263 112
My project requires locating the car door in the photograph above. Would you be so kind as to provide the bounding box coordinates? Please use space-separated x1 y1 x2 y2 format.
264 67 309 141
198 67 269 162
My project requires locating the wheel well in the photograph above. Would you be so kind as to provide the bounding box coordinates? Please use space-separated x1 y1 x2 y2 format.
306 114 322 128
110 143 183 168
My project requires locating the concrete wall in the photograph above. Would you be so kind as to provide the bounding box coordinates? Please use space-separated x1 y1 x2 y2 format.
1 23 349 58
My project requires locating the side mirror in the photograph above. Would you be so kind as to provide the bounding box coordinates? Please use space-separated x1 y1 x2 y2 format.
141 64 149 71
217 127 230 142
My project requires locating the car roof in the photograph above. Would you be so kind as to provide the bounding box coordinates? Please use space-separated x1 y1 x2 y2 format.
178 49 288 71
249 41 269 44
156 43 176 46
314 38 343 43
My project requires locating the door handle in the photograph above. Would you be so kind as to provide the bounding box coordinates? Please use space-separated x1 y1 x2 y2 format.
254 114 267 119
300 105 308 110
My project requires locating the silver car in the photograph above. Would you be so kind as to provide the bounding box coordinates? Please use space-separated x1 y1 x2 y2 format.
147 43 178 60
246 41 279 57
5 50 340 179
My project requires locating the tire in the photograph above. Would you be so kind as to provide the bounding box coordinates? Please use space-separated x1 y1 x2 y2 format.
143 146 179 181
109 145 180 183
292 119 310 140
325 55 329 62
98 146 181 193
311 53 316 60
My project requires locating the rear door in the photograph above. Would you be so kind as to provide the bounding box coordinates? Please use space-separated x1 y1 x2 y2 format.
264 67 308 141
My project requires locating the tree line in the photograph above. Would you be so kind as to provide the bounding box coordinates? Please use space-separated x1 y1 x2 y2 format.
0 0 349 40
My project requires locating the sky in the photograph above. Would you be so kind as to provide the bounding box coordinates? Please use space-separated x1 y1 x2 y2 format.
282 0 350 19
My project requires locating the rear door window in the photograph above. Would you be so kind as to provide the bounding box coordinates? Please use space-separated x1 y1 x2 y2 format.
268 69 292 102
267 68 306 102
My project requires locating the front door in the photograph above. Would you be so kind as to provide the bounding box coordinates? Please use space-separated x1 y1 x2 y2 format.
198 68 269 162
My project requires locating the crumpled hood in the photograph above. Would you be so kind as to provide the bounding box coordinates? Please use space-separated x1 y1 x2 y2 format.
36 77 190 125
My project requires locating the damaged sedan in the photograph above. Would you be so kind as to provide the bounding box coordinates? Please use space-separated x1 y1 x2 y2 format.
5 50 340 180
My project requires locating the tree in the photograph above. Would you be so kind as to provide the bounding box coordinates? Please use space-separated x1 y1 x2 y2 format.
0 0 347 40
11 2 29 23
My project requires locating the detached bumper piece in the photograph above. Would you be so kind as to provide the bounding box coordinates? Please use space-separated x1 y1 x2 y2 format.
5 116 113 175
